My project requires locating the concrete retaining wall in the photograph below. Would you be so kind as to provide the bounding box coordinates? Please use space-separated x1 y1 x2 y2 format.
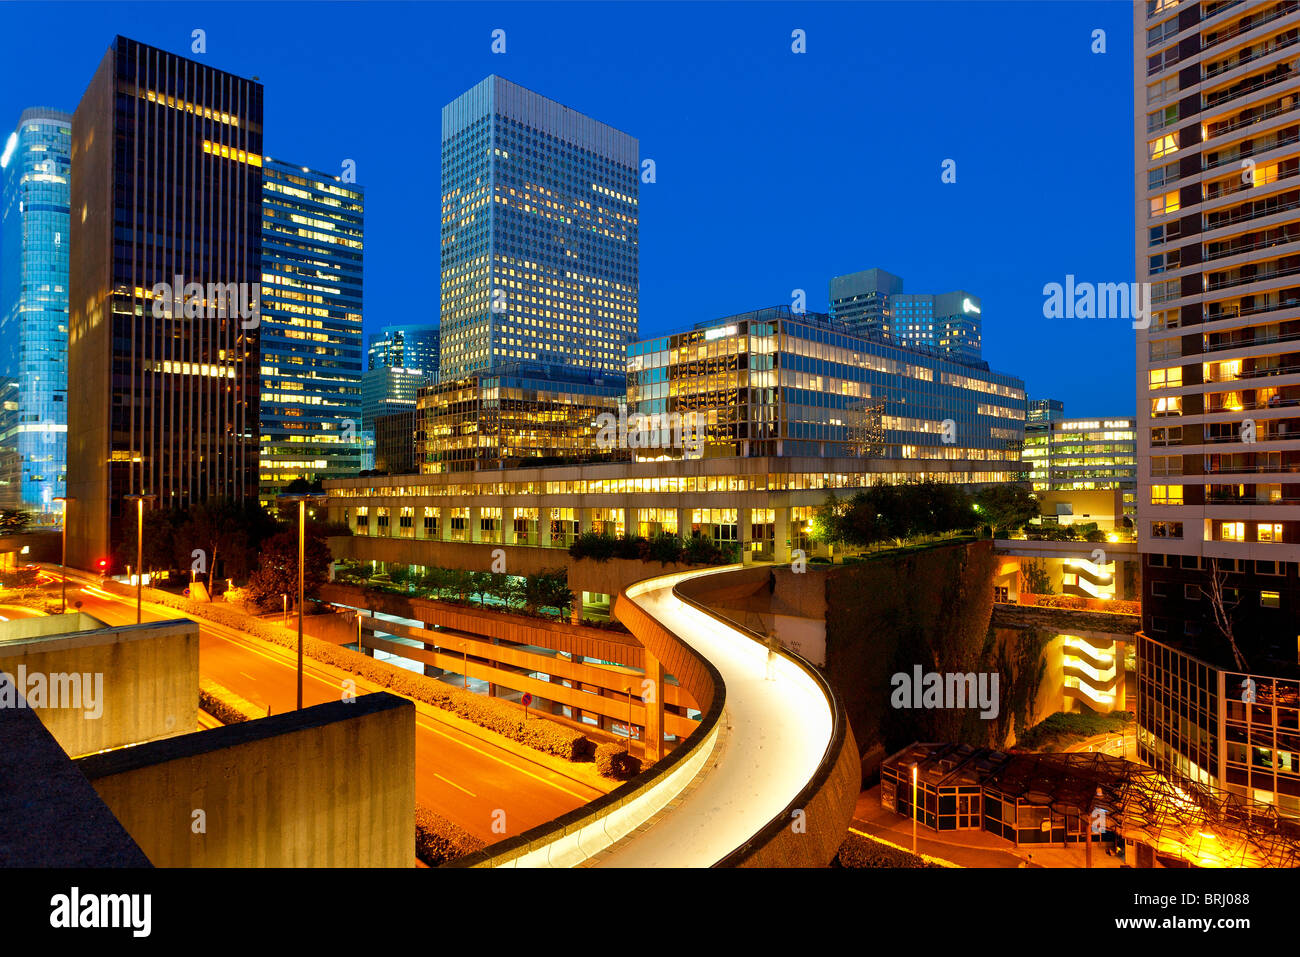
0 618 198 757
76 693 415 867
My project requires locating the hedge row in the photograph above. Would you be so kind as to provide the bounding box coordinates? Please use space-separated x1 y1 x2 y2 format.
415 805 487 867
594 741 641 780
831 831 940 868
198 677 265 725
108 581 595 761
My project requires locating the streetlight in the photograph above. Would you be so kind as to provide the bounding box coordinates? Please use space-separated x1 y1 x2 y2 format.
277 491 327 710
52 496 75 614
123 494 156 624
625 685 635 756
911 763 919 854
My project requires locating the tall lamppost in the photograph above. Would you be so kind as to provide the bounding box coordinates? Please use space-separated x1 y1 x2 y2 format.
625 685 635 756
911 763 919 854
278 491 326 710
124 494 156 624
52 496 75 614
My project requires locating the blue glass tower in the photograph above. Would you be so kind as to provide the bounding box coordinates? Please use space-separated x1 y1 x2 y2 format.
0 108 72 514
259 157 364 499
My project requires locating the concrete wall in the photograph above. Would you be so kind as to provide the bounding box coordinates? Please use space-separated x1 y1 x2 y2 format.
77 693 415 867
0 618 198 757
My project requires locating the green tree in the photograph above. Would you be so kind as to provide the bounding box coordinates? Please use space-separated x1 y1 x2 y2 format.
245 529 332 608
0 509 31 534
974 485 1039 537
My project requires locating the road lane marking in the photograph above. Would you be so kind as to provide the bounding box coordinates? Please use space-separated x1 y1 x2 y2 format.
77 582 602 803
415 715 598 802
433 773 477 798
239 671 256 682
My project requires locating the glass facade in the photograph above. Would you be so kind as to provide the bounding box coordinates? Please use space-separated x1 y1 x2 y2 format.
1022 417 1137 491
829 268 983 363
368 323 440 382
439 75 636 392
361 365 423 432
627 305 1024 461
67 37 263 569
417 369 621 472
259 158 364 499
0 108 71 513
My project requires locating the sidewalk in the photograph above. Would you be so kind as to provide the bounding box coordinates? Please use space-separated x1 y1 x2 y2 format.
853 788 1125 869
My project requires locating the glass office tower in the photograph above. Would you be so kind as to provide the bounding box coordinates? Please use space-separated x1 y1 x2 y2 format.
68 37 263 569
829 268 983 364
627 305 1025 462
439 75 637 392
368 324 440 382
259 158 364 500
0 108 72 514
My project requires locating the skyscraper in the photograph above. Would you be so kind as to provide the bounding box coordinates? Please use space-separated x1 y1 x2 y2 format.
439 76 637 391
259 157 364 500
0 108 72 513
1135 0 1300 814
1027 398 1066 425
67 37 263 569
368 324 440 382
829 268 983 363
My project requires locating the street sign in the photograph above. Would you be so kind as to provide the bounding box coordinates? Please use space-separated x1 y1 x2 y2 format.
521 693 533 707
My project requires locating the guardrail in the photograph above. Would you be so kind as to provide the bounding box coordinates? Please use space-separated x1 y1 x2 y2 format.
449 563 857 867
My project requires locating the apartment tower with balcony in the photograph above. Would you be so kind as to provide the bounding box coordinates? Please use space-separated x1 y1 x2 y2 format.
1136 0 1300 817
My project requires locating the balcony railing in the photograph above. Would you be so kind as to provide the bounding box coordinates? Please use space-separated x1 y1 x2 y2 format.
1202 127 1300 172
1204 90 1300 140
1203 62 1298 112
1204 229 1300 263
1207 259 1300 291
1205 293 1300 322
1205 160 1299 200
1205 192 1300 230
1204 29 1300 80
1203 1 1299 54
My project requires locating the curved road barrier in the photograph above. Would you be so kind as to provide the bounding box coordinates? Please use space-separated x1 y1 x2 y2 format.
453 563 857 868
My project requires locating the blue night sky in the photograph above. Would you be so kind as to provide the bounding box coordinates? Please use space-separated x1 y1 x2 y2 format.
1 1 1137 417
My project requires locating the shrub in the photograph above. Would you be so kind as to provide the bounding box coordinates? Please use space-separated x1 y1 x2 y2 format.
832 831 940 868
415 805 486 866
105 580 595 761
595 741 642 780
199 677 265 724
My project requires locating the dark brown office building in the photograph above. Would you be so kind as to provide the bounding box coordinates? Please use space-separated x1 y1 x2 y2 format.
374 410 417 475
68 37 263 570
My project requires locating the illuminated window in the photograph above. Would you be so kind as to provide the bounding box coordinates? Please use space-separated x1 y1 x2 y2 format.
1149 133 1178 160
1257 523 1282 543
1221 521 1245 542
1261 590 1280 609
1151 485 1183 505
1149 366 1182 388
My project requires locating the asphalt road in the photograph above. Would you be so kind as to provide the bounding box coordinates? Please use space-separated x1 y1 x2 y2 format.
60 575 603 843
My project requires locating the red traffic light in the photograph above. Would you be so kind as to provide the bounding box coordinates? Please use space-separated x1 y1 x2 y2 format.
96 559 109 569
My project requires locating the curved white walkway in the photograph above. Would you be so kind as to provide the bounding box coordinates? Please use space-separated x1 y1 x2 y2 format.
593 566 834 867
